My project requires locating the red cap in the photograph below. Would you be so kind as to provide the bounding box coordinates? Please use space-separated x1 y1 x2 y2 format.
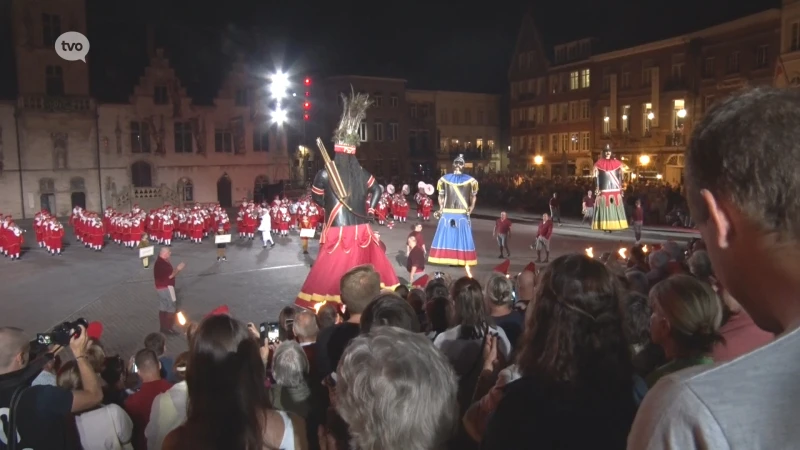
493 259 510 275
522 262 536 273
87 321 103 341
206 305 230 318
412 274 429 288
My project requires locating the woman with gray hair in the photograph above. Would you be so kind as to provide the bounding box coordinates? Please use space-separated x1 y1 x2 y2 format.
331 326 458 450
269 341 312 420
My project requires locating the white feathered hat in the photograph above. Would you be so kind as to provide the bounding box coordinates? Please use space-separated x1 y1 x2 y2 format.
386 184 396 195
417 181 426 189
424 184 435 196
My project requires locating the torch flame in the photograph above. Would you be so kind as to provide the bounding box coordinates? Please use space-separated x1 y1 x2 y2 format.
465 265 473 278
642 245 649 253
585 247 594 258
313 301 327 314
618 247 627 259
177 311 187 326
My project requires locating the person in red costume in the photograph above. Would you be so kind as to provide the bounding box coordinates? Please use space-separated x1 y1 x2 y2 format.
592 144 628 232
295 91 400 309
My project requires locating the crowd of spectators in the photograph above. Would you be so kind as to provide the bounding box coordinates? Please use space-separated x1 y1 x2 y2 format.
0 87 798 450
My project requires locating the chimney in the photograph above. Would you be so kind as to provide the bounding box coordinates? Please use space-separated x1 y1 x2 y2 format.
146 23 155 59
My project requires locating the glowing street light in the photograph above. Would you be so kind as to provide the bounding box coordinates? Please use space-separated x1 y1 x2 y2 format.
603 116 610 122
639 155 650 165
647 111 655 120
656 173 663 180
533 155 544 165
271 106 288 126
269 71 290 99
677 108 687 118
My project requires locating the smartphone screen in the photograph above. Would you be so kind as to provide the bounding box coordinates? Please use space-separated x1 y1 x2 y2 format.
36 334 52 346
267 323 280 342
131 362 138 373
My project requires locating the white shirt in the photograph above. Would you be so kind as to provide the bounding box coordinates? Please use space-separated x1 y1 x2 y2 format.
75 403 134 450
145 381 188 450
258 214 272 231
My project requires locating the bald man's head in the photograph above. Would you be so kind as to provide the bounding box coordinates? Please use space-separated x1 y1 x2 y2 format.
159 247 171 259
0 327 30 374
517 271 536 301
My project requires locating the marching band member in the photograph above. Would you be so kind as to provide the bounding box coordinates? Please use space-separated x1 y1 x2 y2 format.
258 210 275 249
47 218 65 255
7 221 23 260
299 212 313 254
278 204 291 237
216 225 229 261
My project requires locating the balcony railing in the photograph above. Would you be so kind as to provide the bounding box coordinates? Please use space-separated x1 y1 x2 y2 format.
666 131 685 147
20 95 95 113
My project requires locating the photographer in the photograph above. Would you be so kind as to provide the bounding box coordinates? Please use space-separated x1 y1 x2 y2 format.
0 324 103 450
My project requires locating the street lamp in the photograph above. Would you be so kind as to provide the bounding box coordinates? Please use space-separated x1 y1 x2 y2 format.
647 111 655 121
656 173 663 180
639 155 650 165
268 71 290 100
677 108 687 118
534 155 544 165
271 106 287 126
603 116 610 122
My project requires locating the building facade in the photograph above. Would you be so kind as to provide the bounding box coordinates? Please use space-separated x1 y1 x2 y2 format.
321 76 409 181
510 8 782 184
777 0 800 86
404 89 437 179
1 0 289 218
430 91 503 175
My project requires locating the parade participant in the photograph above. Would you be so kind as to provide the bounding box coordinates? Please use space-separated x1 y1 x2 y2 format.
532 213 553 263
633 199 645 243
295 91 399 309
428 154 479 267
90 217 104 251
393 194 409 223
278 204 291 237
549 193 562 225
154 247 185 335
0 215 8 255
581 190 595 225
493 211 512 259
34 210 47 248
215 225 228 262
592 144 628 231
420 184 434 221
258 210 275 249
406 234 425 284
407 222 427 256
415 182 426 218
375 197 388 225
139 232 151 268
7 221 23 260
161 213 173 246
47 218 65 255
299 212 313 254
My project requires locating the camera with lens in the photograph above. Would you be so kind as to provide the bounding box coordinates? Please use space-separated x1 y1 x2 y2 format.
36 318 88 348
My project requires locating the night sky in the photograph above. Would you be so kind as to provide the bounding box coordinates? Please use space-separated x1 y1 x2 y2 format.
0 0 780 100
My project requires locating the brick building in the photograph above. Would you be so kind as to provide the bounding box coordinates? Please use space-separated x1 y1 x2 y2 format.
510 8 782 184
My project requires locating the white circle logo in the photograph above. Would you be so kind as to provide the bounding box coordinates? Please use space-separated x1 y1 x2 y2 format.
54 31 90 62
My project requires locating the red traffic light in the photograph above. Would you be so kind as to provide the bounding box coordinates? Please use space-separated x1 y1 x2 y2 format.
303 113 310 121
303 101 311 110
304 77 311 86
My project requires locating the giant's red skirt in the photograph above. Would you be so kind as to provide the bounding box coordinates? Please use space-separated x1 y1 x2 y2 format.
295 223 400 309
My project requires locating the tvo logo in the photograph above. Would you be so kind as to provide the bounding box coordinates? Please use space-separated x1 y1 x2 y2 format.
55 31 90 62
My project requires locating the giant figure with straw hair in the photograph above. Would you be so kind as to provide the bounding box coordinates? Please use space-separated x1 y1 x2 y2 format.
295 91 400 309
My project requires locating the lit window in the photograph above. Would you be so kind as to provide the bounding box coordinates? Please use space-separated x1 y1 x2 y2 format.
580 69 590 88
570 71 580 90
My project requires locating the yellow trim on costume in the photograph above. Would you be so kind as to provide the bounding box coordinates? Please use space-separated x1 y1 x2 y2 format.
442 208 469 214
592 219 629 230
440 179 479 187
428 256 478 266
298 282 400 304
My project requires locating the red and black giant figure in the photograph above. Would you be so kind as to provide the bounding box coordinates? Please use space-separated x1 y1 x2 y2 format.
295 92 400 309
592 144 628 232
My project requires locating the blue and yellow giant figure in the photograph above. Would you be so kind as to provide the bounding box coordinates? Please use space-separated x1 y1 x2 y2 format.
428 154 478 266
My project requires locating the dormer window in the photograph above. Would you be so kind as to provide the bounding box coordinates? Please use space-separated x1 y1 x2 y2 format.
568 44 577 61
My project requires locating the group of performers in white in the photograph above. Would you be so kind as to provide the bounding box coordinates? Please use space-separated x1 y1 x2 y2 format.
0 182 439 261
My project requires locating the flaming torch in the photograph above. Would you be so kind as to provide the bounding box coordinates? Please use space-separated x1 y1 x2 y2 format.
313 301 327 314
642 245 649 253
177 311 187 326
618 247 627 260
465 265 473 278
585 247 594 258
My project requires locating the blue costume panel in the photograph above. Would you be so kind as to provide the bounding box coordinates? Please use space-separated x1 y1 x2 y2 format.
428 173 478 266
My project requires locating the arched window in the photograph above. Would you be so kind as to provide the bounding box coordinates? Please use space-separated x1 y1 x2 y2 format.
178 178 194 202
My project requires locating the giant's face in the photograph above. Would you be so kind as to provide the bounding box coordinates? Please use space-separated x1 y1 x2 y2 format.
603 150 612 159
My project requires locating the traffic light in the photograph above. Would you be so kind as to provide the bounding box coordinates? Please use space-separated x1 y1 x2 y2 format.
303 101 311 110
304 77 311 86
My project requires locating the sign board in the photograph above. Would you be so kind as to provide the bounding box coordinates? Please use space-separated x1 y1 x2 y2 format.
300 228 315 238
215 234 232 244
139 246 154 258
